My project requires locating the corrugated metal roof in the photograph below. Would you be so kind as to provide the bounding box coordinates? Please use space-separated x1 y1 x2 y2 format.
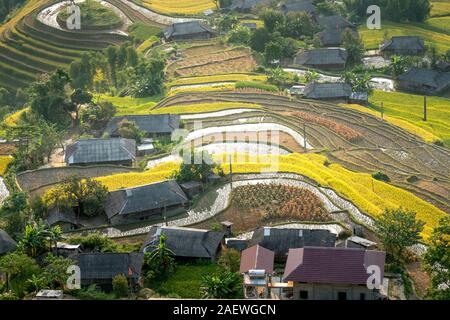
240 245 275 274
283 247 385 285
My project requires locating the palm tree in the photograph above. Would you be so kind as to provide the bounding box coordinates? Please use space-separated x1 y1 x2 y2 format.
19 223 47 257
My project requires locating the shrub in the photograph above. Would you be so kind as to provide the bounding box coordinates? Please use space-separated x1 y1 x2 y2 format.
218 249 241 273
372 171 390 183
235 81 278 92
201 271 242 299
112 274 129 298
407 175 419 183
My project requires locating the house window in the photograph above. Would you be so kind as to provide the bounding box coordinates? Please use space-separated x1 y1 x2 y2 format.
337 292 347 300
299 290 308 300
360 293 366 300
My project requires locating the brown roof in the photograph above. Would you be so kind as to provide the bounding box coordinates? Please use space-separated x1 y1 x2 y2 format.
283 247 385 285
240 245 275 274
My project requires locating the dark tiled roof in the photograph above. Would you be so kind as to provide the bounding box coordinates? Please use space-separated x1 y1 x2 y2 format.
143 226 224 259
240 245 275 274
249 227 336 258
72 252 144 280
281 1 317 14
303 82 352 99
0 229 17 254
230 0 264 10
164 21 215 38
316 15 355 30
283 247 385 285
380 36 425 52
315 29 343 46
295 48 348 66
397 68 450 88
105 114 180 136
105 180 188 219
46 208 79 227
65 138 136 165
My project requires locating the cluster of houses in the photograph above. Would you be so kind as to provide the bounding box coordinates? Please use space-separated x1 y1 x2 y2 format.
1 223 387 300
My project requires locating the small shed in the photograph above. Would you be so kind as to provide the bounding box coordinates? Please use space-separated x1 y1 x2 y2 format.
303 82 352 101
396 68 450 95
180 180 203 199
225 238 248 251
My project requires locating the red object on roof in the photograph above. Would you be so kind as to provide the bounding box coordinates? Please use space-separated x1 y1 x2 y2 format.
240 245 275 274
283 247 385 285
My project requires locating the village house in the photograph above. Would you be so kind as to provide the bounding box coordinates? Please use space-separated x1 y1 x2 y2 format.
280 1 317 15
105 180 188 226
240 245 275 299
164 21 216 41
303 82 353 101
64 138 136 166
71 252 144 292
229 0 265 12
45 207 107 232
180 180 203 199
396 67 450 95
0 229 17 255
294 48 348 70
283 247 386 300
380 36 426 56
142 226 225 261
105 114 180 139
315 15 356 31
249 227 336 261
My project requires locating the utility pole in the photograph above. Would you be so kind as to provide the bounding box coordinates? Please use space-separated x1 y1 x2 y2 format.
423 96 427 121
229 154 233 189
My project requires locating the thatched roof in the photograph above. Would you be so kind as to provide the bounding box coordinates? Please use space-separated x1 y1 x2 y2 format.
281 1 317 14
105 114 180 136
303 82 352 99
316 15 355 30
164 21 215 39
105 180 188 219
143 226 224 259
294 48 348 66
0 229 17 255
71 253 144 280
65 138 136 165
397 68 450 89
380 36 425 52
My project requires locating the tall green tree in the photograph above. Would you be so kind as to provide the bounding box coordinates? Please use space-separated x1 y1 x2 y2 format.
342 28 365 64
375 208 425 262
423 217 450 300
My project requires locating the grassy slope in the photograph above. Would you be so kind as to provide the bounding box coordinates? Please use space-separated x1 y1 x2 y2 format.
366 91 450 146
359 21 450 52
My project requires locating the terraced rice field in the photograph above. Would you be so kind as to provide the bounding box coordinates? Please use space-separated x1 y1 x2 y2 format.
167 43 258 78
359 21 450 52
431 0 450 17
158 91 450 215
140 0 215 15
0 0 161 91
